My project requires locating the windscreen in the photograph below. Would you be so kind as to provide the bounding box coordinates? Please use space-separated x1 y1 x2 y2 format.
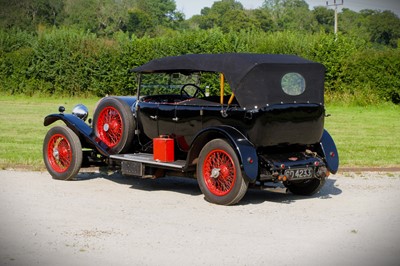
139 72 232 97
139 73 199 96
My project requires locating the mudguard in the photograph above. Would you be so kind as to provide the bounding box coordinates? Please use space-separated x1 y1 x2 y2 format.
44 113 110 156
188 125 258 182
320 129 339 174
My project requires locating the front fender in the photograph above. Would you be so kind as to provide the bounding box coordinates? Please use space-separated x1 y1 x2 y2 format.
319 129 339 174
187 125 258 182
44 114 109 156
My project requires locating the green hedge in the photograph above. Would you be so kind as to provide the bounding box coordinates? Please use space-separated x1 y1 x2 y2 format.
341 49 400 104
0 28 399 104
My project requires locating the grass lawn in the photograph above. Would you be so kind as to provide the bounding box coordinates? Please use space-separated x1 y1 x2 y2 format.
324 103 400 167
0 95 399 170
0 95 99 170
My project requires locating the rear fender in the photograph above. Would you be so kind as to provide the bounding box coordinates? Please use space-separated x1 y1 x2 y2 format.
187 125 258 182
319 129 339 174
44 114 109 156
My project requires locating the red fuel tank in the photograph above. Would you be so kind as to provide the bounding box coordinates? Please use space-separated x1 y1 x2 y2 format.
153 136 174 162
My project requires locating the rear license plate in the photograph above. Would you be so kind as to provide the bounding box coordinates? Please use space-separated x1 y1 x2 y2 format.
285 168 313 180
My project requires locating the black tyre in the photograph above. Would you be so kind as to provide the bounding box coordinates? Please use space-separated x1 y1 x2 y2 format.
93 97 135 154
197 139 248 205
43 126 83 180
285 178 326 196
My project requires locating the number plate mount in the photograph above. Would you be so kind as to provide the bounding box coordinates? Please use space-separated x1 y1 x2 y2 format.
285 168 314 180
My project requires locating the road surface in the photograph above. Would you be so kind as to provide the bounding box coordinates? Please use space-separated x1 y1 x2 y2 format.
1 170 399 266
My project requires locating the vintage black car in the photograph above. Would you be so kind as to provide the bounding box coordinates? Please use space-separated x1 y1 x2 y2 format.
43 53 339 205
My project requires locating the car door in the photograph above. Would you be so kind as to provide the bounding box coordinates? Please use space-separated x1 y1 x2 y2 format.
174 104 203 151
157 103 176 137
136 101 159 140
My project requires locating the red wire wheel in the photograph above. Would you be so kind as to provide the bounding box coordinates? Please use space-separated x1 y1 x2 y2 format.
43 126 82 180
202 149 237 196
197 139 248 205
96 106 123 148
93 97 135 154
47 133 72 173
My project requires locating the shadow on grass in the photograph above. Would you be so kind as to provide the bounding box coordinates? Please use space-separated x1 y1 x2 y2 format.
75 168 342 205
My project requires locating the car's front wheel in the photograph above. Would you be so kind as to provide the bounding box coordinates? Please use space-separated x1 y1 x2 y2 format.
43 126 82 180
197 139 248 205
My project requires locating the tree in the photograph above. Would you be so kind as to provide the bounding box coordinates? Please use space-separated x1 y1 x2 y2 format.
63 0 101 33
313 6 334 33
126 8 154 36
262 0 315 32
367 10 400 47
220 9 255 32
338 8 400 47
188 0 250 32
209 0 244 15
126 0 184 36
262 0 284 26
0 0 65 30
338 8 369 40
248 9 274 32
63 0 135 35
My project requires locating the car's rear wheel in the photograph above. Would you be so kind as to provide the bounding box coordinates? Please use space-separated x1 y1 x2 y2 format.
285 178 326 196
197 139 248 205
93 97 135 154
43 126 82 180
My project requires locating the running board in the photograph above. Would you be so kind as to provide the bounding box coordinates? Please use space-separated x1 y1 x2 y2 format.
110 153 186 170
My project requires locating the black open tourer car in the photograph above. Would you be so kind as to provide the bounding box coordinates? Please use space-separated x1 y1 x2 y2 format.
43 53 339 205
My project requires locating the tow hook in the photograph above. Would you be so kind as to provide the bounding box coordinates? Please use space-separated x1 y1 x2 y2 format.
316 166 329 179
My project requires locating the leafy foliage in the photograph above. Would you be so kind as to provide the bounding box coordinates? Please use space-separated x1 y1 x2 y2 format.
0 0 399 104
0 0 65 30
342 49 400 104
367 10 400 47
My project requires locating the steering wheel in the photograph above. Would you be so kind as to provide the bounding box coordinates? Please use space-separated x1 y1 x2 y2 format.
180 84 205 98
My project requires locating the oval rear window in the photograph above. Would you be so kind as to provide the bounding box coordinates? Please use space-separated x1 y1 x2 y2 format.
281 73 306 96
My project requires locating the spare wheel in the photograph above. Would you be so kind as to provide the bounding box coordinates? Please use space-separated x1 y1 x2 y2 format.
93 97 135 154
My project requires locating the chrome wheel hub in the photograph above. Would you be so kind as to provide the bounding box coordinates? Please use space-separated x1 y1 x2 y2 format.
103 123 109 132
211 168 220 179
53 148 59 160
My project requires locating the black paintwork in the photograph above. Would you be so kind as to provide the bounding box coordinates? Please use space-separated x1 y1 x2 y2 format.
136 100 324 149
44 53 339 181
186 125 259 182
132 53 325 108
44 113 110 156
319 130 339 174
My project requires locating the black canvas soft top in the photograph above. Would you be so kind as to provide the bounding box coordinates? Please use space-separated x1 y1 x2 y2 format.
131 53 326 108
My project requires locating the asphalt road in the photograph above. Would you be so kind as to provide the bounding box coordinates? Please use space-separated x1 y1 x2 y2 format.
1 170 399 266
